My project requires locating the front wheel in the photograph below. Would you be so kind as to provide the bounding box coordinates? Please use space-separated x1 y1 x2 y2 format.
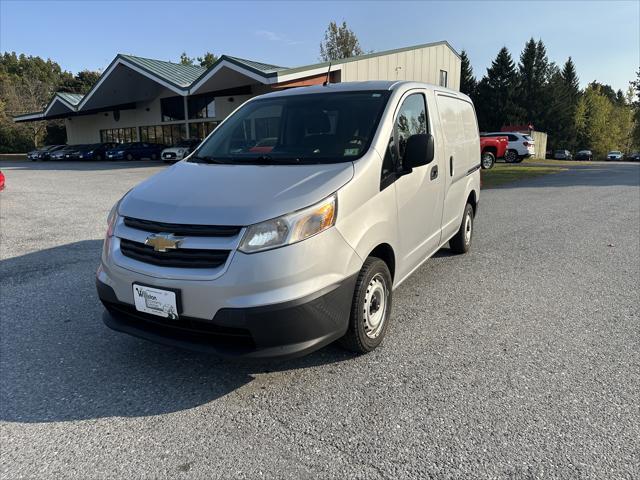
505 150 518 163
95 154 103 161
126 153 134 161
481 152 495 169
151 153 158 160
449 203 474 254
340 257 393 354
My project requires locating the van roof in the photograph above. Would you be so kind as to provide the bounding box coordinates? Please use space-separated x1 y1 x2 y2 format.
258 80 467 99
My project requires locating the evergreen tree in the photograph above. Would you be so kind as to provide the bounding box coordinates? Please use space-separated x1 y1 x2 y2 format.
517 38 549 128
561 57 580 100
459 50 477 98
475 47 522 131
558 57 581 149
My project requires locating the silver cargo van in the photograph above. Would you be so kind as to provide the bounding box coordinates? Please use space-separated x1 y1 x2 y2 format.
97 81 481 359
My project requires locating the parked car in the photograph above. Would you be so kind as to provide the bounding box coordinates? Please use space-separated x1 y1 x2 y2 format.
49 145 81 161
106 142 166 160
481 132 534 162
0 170 5 191
575 150 593 161
248 137 278 154
553 149 572 160
27 145 65 161
606 150 624 161
479 135 508 169
161 139 201 163
627 152 640 162
97 81 481 359
76 143 117 161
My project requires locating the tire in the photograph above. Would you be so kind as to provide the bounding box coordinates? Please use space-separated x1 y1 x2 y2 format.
514 156 524 163
95 154 103 161
449 203 474 254
151 153 158 160
481 152 495 169
339 257 393 354
505 150 518 163
126 153 134 161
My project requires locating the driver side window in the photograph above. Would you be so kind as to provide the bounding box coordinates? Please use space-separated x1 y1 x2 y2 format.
381 93 427 190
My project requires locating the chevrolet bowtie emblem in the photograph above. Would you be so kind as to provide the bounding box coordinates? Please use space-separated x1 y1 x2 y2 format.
144 233 183 252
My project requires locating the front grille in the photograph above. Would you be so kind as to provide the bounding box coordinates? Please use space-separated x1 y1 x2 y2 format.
123 216 241 237
120 238 229 269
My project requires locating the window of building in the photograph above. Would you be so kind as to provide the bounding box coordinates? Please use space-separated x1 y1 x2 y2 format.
188 93 216 119
439 70 448 88
161 96 185 122
188 121 218 140
140 124 186 146
100 127 138 143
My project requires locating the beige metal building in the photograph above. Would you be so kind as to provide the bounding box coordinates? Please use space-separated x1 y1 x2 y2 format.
14 41 461 145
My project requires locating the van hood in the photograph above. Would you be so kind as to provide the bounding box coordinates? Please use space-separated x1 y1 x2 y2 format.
119 161 354 226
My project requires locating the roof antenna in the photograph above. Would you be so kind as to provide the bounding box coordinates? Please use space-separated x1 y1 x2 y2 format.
323 62 332 86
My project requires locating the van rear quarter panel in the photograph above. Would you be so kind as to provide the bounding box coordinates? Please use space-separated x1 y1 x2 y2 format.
434 92 480 239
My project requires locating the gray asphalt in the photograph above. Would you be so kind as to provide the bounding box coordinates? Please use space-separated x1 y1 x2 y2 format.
1 160 639 479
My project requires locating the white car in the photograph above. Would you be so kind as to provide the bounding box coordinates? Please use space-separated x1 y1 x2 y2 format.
161 139 201 162
606 151 624 161
482 132 535 163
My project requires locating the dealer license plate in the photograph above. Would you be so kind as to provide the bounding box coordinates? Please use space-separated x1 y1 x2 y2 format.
133 284 178 319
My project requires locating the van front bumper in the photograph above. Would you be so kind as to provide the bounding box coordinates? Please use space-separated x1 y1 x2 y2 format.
98 274 356 359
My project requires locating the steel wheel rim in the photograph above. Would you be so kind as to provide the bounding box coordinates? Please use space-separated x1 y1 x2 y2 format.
363 273 388 339
464 213 472 243
482 154 492 168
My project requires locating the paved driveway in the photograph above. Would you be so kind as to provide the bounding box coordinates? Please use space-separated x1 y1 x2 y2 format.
1 161 639 479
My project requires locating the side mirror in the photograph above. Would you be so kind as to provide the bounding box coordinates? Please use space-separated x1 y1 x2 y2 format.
404 133 434 170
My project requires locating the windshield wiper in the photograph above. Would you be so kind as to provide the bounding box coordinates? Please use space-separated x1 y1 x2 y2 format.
188 155 226 164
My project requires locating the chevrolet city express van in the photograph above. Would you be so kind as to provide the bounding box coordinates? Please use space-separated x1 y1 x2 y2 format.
97 81 480 359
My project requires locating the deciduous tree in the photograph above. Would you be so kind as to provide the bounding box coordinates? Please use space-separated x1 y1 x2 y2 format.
319 21 364 61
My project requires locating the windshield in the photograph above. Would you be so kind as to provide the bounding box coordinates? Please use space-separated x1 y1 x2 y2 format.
192 90 391 165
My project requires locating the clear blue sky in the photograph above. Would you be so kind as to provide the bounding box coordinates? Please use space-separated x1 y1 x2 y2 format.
1 0 638 91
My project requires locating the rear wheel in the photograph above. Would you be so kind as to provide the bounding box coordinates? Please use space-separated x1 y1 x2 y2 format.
481 152 495 169
151 153 158 160
505 150 518 163
340 257 393 354
449 203 474 254
95 154 103 161
126 153 134 161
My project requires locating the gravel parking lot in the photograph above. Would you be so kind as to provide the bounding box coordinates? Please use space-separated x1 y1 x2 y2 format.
1 160 639 479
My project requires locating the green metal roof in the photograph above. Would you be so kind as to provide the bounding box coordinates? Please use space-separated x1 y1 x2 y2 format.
224 55 287 74
119 54 207 88
56 92 83 106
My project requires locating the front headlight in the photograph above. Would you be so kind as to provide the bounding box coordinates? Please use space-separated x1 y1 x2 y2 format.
106 202 119 238
238 194 337 254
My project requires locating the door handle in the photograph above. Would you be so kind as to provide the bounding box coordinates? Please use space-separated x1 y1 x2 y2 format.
449 156 454 176
430 165 438 180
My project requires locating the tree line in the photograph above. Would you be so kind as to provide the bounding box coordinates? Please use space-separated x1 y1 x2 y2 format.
0 52 100 152
1 26 638 157
460 39 639 158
